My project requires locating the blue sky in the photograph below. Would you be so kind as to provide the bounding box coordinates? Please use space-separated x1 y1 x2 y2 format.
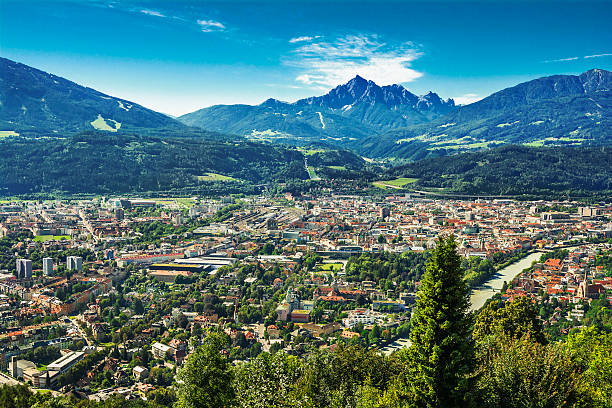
1 0 611 116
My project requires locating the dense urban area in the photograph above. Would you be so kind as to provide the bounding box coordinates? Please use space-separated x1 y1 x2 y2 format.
0 192 610 407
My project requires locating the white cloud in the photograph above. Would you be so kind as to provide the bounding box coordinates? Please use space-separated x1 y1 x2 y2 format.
584 53 612 59
197 19 225 32
452 93 482 106
543 56 579 63
140 9 165 18
285 34 423 88
543 53 612 63
289 35 320 43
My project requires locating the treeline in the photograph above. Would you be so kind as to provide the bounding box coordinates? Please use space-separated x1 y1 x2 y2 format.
344 250 528 291
0 132 309 195
387 145 612 198
463 249 531 287
345 251 429 289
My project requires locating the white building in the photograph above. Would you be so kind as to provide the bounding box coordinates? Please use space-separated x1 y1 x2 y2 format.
47 351 84 373
16 259 32 279
66 256 83 271
43 258 54 275
151 342 174 360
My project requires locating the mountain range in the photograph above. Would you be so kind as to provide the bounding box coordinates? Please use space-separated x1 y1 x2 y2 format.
1 57 610 163
361 69 612 160
179 75 455 145
0 57 195 137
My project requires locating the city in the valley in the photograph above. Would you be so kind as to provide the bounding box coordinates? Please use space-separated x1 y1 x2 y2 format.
1 193 610 400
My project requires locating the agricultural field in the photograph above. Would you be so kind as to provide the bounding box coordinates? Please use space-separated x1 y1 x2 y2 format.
197 173 237 182
373 177 418 189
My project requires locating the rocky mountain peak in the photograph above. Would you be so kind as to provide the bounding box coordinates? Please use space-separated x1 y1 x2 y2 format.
579 68 612 93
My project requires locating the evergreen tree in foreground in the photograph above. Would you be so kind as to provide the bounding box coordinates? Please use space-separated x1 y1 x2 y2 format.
405 235 474 407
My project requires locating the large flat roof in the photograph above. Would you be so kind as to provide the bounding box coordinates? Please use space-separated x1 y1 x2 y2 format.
48 351 84 370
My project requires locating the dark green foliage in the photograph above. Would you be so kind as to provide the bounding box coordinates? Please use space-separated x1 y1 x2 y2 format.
56 350 106 389
20 345 61 366
233 351 303 408
345 251 428 283
462 256 495 287
474 336 584 408
473 296 547 345
388 145 612 198
540 249 570 263
565 326 612 407
0 132 308 195
403 235 474 407
176 333 234 408
299 345 402 408
0 384 38 408
583 296 612 333
303 149 366 170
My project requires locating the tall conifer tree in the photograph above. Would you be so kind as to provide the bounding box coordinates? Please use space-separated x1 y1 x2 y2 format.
406 235 474 407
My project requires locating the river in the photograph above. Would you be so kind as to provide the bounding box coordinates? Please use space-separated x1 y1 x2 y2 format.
469 251 543 311
381 250 543 354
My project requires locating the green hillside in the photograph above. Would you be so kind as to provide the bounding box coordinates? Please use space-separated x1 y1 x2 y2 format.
0 133 310 195
387 145 612 198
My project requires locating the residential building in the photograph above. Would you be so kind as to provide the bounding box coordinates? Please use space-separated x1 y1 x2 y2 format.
66 256 83 271
42 258 54 276
16 259 32 279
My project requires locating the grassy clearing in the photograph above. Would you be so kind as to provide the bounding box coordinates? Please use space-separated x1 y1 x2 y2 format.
197 173 237 182
33 235 71 242
373 177 418 189
0 130 19 137
523 137 586 147
427 140 505 150
307 166 320 181
317 263 343 272
90 114 121 132
299 148 326 156
327 165 347 171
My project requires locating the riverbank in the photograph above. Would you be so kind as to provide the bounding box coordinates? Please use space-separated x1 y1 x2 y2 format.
469 251 543 311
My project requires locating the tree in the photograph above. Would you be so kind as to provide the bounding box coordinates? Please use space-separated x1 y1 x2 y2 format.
234 351 303 408
402 235 474 407
177 312 188 329
192 322 203 338
0 384 37 408
475 335 585 408
564 326 612 407
300 344 401 408
133 298 145 315
176 333 234 408
474 296 546 345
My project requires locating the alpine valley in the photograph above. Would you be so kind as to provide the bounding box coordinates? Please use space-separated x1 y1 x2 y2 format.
180 69 612 160
1 57 611 198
